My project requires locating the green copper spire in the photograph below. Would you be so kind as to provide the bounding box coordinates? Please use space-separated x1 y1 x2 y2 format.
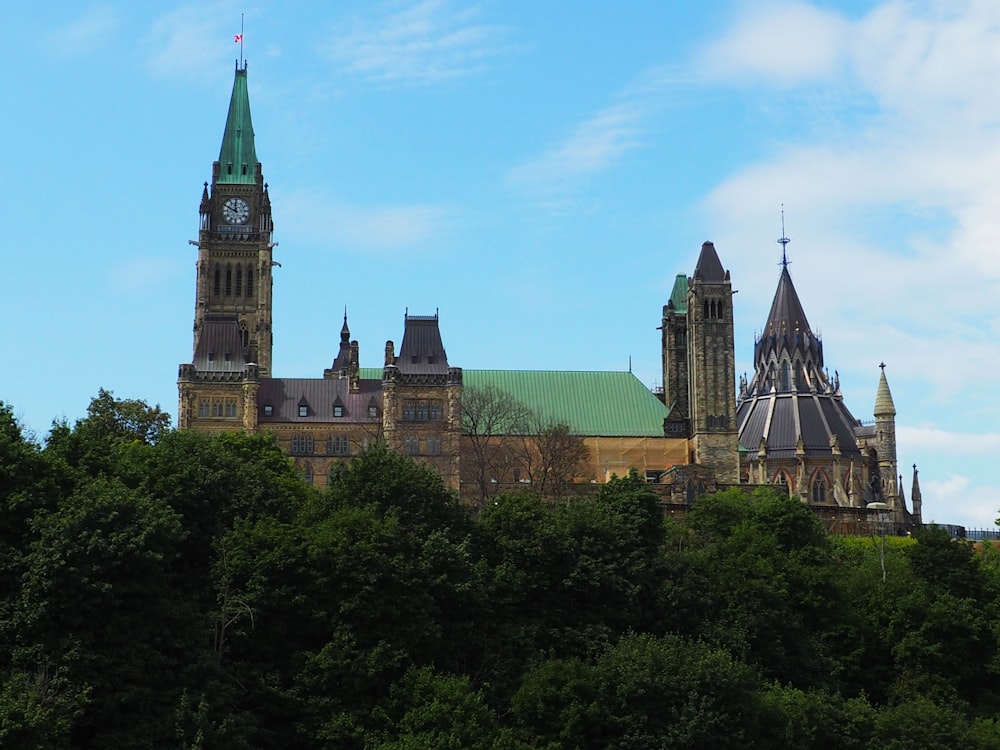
216 64 258 185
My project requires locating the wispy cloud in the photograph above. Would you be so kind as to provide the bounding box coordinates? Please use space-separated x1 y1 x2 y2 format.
279 189 452 252
325 0 512 85
146 3 239 79
507 66 683 200
41 6 119 57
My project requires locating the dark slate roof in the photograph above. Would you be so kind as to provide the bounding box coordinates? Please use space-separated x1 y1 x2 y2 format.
217 65 258 185
737 391 862 459
257 378 382 423
193 314 246 372
692 241 726 282
397 314 450 374
763 266 812 340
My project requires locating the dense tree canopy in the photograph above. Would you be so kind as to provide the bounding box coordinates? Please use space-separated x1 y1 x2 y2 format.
3 391 1000 748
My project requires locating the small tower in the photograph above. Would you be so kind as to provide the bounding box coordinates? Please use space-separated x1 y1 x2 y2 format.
874 363 899 512
661 273 690 437
911 464 923 526
686 242 739 483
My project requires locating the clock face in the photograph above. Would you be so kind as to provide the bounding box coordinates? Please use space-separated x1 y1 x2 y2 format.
222 197 251 224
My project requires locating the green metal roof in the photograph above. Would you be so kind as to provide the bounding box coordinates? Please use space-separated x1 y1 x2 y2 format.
668 274 688 313
217 67 258 185
463 370 668 436
358 367 669 437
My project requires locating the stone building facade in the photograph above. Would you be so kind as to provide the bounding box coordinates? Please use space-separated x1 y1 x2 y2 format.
178 64 919 523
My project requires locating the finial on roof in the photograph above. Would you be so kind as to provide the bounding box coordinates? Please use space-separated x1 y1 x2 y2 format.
879 361 886 371
778 204 791 269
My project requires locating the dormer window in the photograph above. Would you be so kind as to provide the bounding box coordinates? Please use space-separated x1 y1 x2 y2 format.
299 404 308 417
208 351 215 362
224 352 232 362
226 163 233 175
427 355 435 364
241 164 248 175
411 355 419 364
263 405 273 416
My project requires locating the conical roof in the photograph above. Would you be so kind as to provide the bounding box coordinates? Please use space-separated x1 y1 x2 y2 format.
217 65 258 185
874 366 896 417
763 266 812 338
693 241 726 282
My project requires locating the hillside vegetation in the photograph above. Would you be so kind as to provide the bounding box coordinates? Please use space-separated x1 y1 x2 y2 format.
3 392 1000 749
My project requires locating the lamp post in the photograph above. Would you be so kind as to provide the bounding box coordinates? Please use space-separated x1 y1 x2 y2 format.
867 501 890 583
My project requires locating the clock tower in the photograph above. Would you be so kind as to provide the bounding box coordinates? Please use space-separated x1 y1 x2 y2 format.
178 62 275 429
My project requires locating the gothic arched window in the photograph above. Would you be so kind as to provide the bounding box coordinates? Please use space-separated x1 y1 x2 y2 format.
235 267 243 297
246 267 254 297
213 267 221 297
225 266 232 296
812 476 827 504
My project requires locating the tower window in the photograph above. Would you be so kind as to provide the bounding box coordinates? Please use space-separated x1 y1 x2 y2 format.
246 268 254 297
225 266 232 296
236 268 243 296
213 267 221 296
426 434 442 455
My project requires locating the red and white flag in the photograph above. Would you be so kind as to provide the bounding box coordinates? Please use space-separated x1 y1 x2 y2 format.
234 33 243 43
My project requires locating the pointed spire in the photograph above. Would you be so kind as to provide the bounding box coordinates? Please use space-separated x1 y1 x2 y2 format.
911 464 922 521
340 308 350 344
763 264 812 339
874 362 896 417
693 241 726 282
217 64 259 185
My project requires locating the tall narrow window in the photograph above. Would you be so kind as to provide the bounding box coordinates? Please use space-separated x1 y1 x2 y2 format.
246 268 254 297
225 266 232 296
239 322 249 350
213 267 221 296
235 268 243 296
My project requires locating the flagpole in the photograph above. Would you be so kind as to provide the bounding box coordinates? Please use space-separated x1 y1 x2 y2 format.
240 13 245 67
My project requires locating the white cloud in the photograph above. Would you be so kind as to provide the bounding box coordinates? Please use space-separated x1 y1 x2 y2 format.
698 1 850 85
697 0 1000 409
923 474 1000 530
325 0 512 85
279 190 452 251
41 6 119 57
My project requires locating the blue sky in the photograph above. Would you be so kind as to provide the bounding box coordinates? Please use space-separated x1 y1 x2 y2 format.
4 1 998 529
